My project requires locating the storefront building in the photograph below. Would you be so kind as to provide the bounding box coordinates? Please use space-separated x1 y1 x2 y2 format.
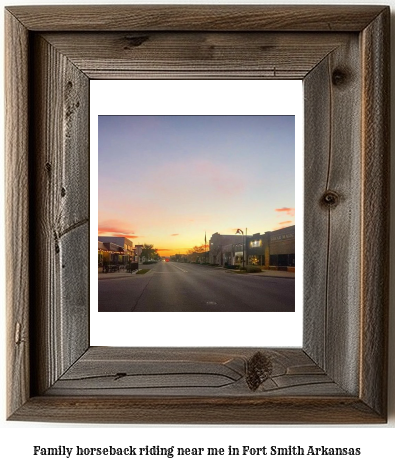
208 226 295 270
98 236 135 267
248 225 295 269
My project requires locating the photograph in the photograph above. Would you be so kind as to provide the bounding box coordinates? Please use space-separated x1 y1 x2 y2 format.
97 115 295 313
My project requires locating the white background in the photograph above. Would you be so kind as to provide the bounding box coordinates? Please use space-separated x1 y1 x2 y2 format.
1 1 394 469
90 79 304 347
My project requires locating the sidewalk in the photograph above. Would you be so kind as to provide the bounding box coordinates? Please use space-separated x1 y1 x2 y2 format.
251 270 295 279
98 270 139 280
225 269 295 279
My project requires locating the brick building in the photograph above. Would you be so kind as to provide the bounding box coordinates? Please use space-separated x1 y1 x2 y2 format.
248 225 295 269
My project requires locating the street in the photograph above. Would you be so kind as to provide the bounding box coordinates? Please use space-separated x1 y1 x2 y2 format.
98 262 295 312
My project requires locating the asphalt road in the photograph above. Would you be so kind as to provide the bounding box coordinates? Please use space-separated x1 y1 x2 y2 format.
98 262 295 312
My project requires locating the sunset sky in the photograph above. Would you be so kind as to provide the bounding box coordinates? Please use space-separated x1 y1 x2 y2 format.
98 115 295 256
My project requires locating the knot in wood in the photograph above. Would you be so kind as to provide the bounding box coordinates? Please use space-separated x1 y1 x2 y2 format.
332 68 348 87
321 190 340 208
123 35 150 48
15 322 22 345
246 351 273 391
114 372 127 381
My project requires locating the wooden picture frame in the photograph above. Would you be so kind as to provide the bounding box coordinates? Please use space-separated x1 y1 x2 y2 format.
5 5 390 424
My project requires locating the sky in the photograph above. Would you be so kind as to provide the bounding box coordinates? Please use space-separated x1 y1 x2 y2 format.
98 115 295 256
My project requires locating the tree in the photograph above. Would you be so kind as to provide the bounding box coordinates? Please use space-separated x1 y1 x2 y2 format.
186 244 206 255
141 243 159 261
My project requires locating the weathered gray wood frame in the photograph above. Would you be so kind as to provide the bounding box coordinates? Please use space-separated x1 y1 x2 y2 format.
5 5 390 424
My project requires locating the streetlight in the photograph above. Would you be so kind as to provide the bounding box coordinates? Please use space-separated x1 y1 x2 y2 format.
235 228 245 268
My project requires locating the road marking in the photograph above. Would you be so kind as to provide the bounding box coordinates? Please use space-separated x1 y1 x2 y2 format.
154 272 178 274
170 264 188 273
206 301 217 305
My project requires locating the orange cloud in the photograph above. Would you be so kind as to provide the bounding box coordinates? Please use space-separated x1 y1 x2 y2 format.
273 221 294 231
171 234 179 237
98 219 137 237
98 230 139 239
279 220 292 225
275 207 295 217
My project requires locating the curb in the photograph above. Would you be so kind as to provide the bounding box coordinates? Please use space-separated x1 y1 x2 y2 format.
225 270 295 279
98 270 139 280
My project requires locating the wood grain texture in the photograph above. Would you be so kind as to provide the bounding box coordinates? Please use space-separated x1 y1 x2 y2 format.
9 396 384 425
30 34 90 395
303 56 332 370
5 5 389 424
325 38 362 394
46 347 344 397
5 5 386 32
304 35 362 395
42 32 350 80
360 8 390 417
5 10 30 418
